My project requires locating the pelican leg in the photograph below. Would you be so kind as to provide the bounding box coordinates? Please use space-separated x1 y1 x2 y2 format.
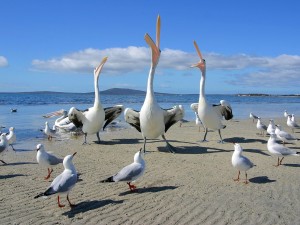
67 194 76 208
217 130 224 143
95 132 101 144
10 144 15 151
234 171 240 182
143 137 147 153
162 134 176 154
202 128 208 142
0 159 7 164
57 195 65 208
82 133 88 145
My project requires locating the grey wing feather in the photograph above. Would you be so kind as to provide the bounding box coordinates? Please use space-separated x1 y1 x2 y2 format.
113 163 144 182
163 105 185 132
50 172 77 194
124 108 141 132
47 153 63 165
103 105 124 130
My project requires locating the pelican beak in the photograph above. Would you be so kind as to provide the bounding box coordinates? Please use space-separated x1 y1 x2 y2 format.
94 57 108 76
42 109 64 118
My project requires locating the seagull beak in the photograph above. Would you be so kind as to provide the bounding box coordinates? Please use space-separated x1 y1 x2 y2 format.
72 152 77 157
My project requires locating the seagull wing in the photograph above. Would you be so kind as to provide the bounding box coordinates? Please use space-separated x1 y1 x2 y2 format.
113 162 144 182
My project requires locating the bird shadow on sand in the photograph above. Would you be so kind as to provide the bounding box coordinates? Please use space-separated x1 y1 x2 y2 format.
99 138 141 145
0 174 26 179
249 176 276 184
283 163 300 167
119 185 178 196
62 199 124 218
223 137 267 144
243 149 270 156
157 145 228 155
6 162 37 166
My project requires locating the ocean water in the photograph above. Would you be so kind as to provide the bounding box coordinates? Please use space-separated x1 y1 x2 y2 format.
0 92 300 143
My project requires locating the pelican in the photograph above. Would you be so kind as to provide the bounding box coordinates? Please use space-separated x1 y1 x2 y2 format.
43 109 77 132
68 57 124 144
124 16 184 153
190 41 233 143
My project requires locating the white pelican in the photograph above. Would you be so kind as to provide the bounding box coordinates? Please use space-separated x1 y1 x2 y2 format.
101 149 145 191
6 127 16 151
68 57 124 144
34 152 77 208
43 109 77 132
190 41 233 143
232 143 254 184
36 144 63 180
124 16 184 153
267 133 299 166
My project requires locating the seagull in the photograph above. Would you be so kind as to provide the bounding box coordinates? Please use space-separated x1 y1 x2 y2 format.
284 110 289 118
193 112 203 132
43 121 56 140
291 114 296 122
256 117 267 136
190 41 233 143
287 115 300 133
36 144 63 180
249 112 259 123
267 133 299 166
6 127 16 151
0 133 8 164
68 57 124 144
275 125 298 144
232 143 254 184
101 149 145 191
267 119 276 135
34 152 77 208
124 15 184 153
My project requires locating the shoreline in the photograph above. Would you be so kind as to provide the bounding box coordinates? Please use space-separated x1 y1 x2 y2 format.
1 118 300 224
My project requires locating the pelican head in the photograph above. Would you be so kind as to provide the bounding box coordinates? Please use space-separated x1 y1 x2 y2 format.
191 40 206 72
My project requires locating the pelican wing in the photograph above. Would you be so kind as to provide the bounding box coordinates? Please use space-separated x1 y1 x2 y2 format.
124 108 141 132
68 107 89 128
103 105 124 130
163 105 185 132
213 100 233 120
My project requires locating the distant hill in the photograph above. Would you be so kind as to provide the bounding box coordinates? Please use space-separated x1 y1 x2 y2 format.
100 88 146 95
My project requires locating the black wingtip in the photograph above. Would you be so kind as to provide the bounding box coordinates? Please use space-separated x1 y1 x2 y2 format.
101 176 114 183
34 193 44 199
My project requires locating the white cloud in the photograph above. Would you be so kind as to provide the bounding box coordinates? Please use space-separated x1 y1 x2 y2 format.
31 47 300 88
0 56 8 67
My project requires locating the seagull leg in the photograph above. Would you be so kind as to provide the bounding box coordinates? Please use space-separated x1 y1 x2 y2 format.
162 134 176 153
243 172 249 184
143 137 147 153
202 128 208 142
279 157 285 165
44 168 53 180
217 130 224 143
67 194 76 208
57 196 65 208
0 159 7 164
234 171 240 182
274 157 280 167
127 182 137 191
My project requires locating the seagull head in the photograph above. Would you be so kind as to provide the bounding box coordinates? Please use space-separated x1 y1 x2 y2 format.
63 152 77 169
233 143 243 152
134 149 144 163
36 144 44 152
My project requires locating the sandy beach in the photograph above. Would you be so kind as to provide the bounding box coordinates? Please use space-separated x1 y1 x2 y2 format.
1 117 300 225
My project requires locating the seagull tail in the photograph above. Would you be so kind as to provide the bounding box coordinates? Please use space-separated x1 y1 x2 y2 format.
101 176 114 183
34 192 45 199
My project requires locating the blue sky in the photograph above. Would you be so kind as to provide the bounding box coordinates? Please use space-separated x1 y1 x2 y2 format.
1 0 300 94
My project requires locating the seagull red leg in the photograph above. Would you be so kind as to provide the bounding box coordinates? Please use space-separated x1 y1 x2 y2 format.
57 196 65 208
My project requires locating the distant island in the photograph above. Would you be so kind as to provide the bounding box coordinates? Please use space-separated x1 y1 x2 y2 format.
236 93 300 97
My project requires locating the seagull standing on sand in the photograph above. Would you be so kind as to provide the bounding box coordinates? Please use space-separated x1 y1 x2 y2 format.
36 144 63 180
232 143 254 184
43 121 56 140
267 133 299 166
124 16 184 153
284 110 289 118
34 152 77 208
249 112 259 123
190 41 233 143
0 133 8 164
6 127 16 150
101 149 145 191
267 119 276 135
68 57 124 144
287 115 300 133
256 117 267 136
291 114 296 122
275 125 298 144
